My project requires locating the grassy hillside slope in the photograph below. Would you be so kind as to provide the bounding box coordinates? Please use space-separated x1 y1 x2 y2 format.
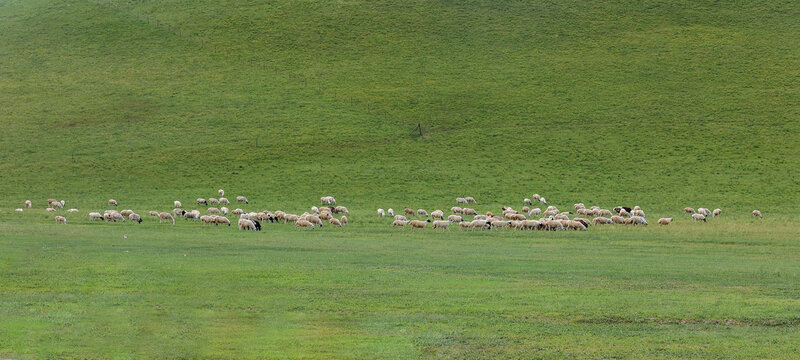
0 0 798 212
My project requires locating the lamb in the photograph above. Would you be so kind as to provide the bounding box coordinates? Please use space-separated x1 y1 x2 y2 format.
109 199 117 206
409 219 431 230
713 209 721 217
524 198 532 205
208 207 220 214
239 218 257 231
431 210 444 220
465 196 476 204
456 197 467 204
219 197 230 204
215 216 231 226
218 189 225 197
25 200 32 208
208 198 220 205
692 214 707 222
66 209 79 213
684 207 695 214
593 217 613 225
174 201 182 208
447 215 463 223
197 198 208 205
159 212 176 225
432 220 450 230
658 218 673 225
220 207 229 215
752 210 762 218
129 213 142 224
330 218 342 227
236 196 249 204
89 212 103 221
55 216 67 224
404 208 414 216
341 216 348 226
387 208 394 216
417 209 428 217
296 220 315 229
377 208 385 217
393 220 409 227
462 208 478 215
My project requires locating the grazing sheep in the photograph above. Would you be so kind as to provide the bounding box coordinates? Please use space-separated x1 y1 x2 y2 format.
283 214 299 223
753 210 762 218
539 197 547 204
55 216 67 224
593 217 613 225
447 215 463 223
46 208 56 212
173 208 186 217
184 211 199 221
15 208 24 212
334 206 349 214
377 208 385 217
200 215 215 224
197 198 208 205
306 215 323 227
219 197 230 204
416 209 428 217
120 209 134 217
490 220 511 229
456 197 467 204
148 211 159 217
239 218 257 231
218 189 224 197
451 206 463 214
320 196 336 205
566 220 586 231
129 213 142 224
388 208 394 216
574 203 586 210
174 201 182 208
692 214 707 222
619 209 630 217
532 194 541 201
330 218 342 227
409 219 431 230
394 215 408 221
524 198 532 205
469 219 491 231
236 196 249 204
431 210 444 220
465 196 476 204
519 220 542 230
109 199 117 206
208 207 220 214
296 220 315 229
89 212 102 221
631 209 645 218
633 206 642 211
215 216 231 226
544 220 564 231
598 209 613 218
25 200 32 208
209 198 220 205
458 221 471 230
713 208 721 217
473 215 488 221
66 209 79 213
341 216 348 226
318 212 332 220
610 216 626 224
404 208 414 216
528 208 541 216
697 208 711 216
625 216 648 226
658 218 673 225
159 212 176 225
555 214 569 221
684 207 695 214
232 208 244 215
393 220 409 227
433 220 450 230
462 208 478 215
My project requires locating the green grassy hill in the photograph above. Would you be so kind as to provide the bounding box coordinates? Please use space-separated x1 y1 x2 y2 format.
1 0 798 212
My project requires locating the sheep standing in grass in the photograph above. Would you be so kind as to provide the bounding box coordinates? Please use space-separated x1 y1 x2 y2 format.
698 208 711 216
335 206 349 214
89 212 102 221
239 218 257 231
209 198 220 205
197 198 207 206
433 220 450 230
394 215 408 222
528 208 541 216
404 208 414 216
631 209 645 218
129 213 142 224
753 210 762 218
148 211 159 217
625 216 648 226
610 216 625 224
451 207 463 214
417 209 428 217
593 217 613 225
341 216 348 226
465 196 476 204
184 211 199 221
524 198 532 205
159 212 175 225
713 209 721 217
296 220 315 229
684 207 695 214
431 210 444 220
377 208 385 217
208 207 220 214
120 210 134 217
692 214 707 222
388 208 394 216
109 199 117 207
393 220 409 227
215 216 231 226
448 215 463 223
236 196 249 204
456 197 467 204
409 219 431 230
55 216 67 224
218 189 225 197
220 207 229 215
539 197 547 204
25 200 32 208
174 201 182 208
462 208 478 216
219 197 230 205
658 218 673 225
330 218 342 227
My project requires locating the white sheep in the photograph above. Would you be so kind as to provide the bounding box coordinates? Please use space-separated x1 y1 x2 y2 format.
295 220 315 229
409 219 431 230
465 196 476 204
219 197 230 204
432 220 450 230
713 209 721 217
393 219 409 227
539 197 547 204
377 208 385 217
25 200 32 208
431 210 444 220
524 198 532 205
215 216 231 226
129 213 142 223
456 197 467 204
218 189 225 197
236 196 249 204
753 210 762 218
417 209 428 217
208 207 220 214
221 207 229 215
388 208 394 216
159 212 176 225
89 212 102 221
239 218 257 231
55 216 67 224
174 200 182 208
692 214 707 222
66 209 79 213
209 198 220 205
15 208 24 212
197 198 207 205
109 199 117 207
447 215 463 223
148 211 159 217
341 216 348 226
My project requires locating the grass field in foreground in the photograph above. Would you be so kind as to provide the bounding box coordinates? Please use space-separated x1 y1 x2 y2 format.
1 211 798 358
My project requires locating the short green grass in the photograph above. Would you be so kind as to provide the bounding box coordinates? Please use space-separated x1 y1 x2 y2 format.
1 0 799 358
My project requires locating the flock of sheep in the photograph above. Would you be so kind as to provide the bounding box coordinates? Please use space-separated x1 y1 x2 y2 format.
13 191 350 231
381 193 764 231
11 191 765 232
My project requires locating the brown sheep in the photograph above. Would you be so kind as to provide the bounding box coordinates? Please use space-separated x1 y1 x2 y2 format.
684 207 695 214
159 212 175 225
658 218 673 225
329 218 342 227
752 210 762 218
713 209 721 217
409 219 431 230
